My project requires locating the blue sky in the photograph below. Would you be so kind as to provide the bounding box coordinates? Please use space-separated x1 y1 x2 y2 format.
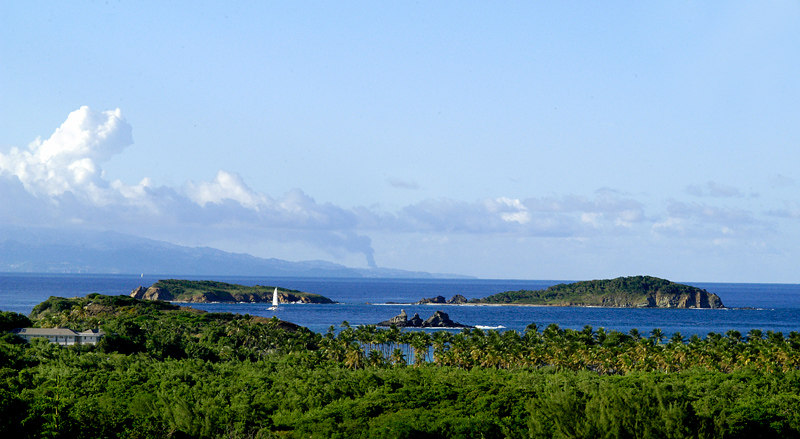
1 2 799 281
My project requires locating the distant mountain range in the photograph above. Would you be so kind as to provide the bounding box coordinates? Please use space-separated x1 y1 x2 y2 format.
0 227 469 278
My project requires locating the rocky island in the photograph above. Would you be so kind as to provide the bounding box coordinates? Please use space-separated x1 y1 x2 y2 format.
415 294 469 305
377 310 472 328
130 279 336 304
473 276 724 308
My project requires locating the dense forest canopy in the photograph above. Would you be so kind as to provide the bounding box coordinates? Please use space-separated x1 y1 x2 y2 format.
1 293 798 438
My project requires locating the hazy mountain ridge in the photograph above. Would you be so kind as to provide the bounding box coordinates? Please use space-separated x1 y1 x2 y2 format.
0 227 469 278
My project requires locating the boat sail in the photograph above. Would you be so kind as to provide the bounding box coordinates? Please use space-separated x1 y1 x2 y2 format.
268 287 279 311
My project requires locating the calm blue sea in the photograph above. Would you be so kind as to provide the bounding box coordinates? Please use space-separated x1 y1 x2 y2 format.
1 273 799 337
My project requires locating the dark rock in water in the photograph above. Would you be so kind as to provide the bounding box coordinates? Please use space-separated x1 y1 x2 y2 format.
422 310 470 328
448 294 468 304
416 295 447 304
377 310 471 328
378 309 410 326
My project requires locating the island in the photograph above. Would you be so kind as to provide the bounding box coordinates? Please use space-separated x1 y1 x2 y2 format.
377 310 472 328
416 294 469 305
472 276 724 308
130 279 336 304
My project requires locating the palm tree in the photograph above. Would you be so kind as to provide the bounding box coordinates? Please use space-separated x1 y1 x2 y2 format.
725 330 742 343
367 349 386 367
389 347 406 366
431 331 452 366
500 330 523 368
410 331 431 366
354 324 377 358
449 332 472 368
399 330 414 362
747 329 763 343
649 328 665 345
344 343 365 370
385 325 401 359
668 332 684 345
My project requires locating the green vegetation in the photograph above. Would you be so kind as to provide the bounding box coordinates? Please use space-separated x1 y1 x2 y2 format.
1 294 799 438
477 275 724 308
0 310 31 331
142 279 336 303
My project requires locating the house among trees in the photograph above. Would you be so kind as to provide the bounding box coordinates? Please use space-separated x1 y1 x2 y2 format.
13 328 104 346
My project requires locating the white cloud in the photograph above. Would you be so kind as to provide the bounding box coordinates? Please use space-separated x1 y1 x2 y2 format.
186 170 267 210
0 106 379 266
580 212 601 227
384 192 648 238
652 217 686 235
0 106 133 205
487 197 531 225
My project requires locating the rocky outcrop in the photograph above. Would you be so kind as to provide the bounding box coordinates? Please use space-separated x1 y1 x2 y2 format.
416 295 447 304
422 310 468 327
168 291 328 304
653 289 724 309
408 313 423 327
380 309 411 326
130 285 173 301
416 294 470 305
594 288 724 309
448 294 468 304
377 310 471 328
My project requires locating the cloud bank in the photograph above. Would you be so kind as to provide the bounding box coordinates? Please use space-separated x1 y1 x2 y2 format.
0 107 376 266
0 106 790 276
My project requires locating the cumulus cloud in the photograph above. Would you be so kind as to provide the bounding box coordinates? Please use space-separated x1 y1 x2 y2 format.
486 197 531 225
186 170 267 210
0 106 135 205
0 106 378 266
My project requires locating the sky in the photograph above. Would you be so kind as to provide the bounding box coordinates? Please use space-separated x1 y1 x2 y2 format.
1 2 799 282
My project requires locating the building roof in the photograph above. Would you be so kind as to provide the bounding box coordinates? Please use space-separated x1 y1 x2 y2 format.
15 328 78 336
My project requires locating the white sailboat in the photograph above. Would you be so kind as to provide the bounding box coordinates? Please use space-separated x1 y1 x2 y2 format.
268 287 279 311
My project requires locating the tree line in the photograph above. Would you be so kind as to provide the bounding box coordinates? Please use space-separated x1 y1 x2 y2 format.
1 295 799 438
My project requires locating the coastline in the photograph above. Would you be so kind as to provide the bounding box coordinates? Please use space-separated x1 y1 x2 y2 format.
373 302 734 309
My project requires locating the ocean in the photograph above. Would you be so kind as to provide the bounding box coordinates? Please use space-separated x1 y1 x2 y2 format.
1 273 799 337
